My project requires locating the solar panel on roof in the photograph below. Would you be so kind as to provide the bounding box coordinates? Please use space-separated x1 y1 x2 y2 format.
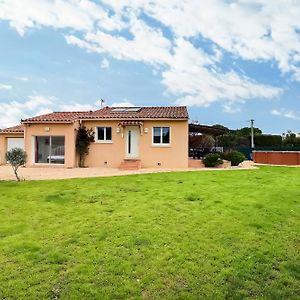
111 107 141 113
125 107 141 112
111 108 126 112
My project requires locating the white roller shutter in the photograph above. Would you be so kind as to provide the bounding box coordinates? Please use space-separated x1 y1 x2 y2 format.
7 138 24 151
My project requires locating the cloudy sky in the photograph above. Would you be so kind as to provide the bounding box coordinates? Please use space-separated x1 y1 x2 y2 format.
0 0 299 133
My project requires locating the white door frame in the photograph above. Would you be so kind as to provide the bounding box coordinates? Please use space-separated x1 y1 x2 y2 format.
124 126 140 159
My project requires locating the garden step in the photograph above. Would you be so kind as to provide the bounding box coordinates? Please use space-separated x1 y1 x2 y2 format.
119 159 141 170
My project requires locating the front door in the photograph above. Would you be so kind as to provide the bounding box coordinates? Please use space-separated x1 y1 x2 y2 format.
125 126 139 158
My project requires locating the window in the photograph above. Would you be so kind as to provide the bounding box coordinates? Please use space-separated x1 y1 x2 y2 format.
153 127 170 145
35 136 65 164
96 127 112 142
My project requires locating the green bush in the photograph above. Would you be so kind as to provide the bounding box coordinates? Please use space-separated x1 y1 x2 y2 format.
222 150 245 166
76 125 95 167
203 153 223 167
220 152 227 160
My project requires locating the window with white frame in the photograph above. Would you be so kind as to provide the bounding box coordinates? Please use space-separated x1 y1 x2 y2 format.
153 127 170 145
96 127 112 142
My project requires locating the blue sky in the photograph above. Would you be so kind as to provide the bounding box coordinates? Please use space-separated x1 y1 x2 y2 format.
0 0 299 134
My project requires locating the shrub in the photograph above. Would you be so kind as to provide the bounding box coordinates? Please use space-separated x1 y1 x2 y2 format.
203 153 223 167
220 152 227 160
222 150 245 166
76 125 95 167
6 148 27 181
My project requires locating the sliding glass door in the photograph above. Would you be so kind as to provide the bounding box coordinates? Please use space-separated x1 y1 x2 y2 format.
50 136 65 164
35 136 65 164
35 136 50 163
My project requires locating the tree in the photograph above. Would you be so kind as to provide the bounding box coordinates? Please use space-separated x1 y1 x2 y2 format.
282 130 300 147
189 134 215 149
6 148 27 181
234 127 262 136
76 124 95 167
212 124 229 131
216 125 262 149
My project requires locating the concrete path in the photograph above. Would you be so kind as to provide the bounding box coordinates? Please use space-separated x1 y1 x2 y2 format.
0 161 256 181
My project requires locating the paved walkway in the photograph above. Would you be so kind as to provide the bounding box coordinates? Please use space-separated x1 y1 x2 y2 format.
0 161 256 181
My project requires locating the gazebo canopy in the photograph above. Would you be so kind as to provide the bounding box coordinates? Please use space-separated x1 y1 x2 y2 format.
189 123 228 136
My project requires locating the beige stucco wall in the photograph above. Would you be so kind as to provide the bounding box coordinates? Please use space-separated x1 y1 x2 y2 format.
83 119 188 169
84 120 124 168
139 120 188 168
24 122 78 168
21 119 188 169
0 133 24 165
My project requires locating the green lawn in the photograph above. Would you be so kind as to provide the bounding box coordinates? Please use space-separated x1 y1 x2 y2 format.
0 167 299 299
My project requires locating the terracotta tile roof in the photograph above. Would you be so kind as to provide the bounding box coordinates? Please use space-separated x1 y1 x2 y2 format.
0 124 24 133
21 106 188 124
87 106 189 119
22 111 91 123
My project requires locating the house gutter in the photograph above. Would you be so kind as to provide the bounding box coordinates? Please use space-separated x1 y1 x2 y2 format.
21 121 74 124
79 118 189 121
20 118 189 124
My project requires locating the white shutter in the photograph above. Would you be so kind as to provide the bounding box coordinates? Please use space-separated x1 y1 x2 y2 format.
7 138 24 151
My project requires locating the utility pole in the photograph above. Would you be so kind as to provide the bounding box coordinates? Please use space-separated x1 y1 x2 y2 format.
250 119 255 149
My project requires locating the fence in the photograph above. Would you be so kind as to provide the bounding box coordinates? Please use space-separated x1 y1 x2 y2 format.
232 147 300 160
253 150 300 165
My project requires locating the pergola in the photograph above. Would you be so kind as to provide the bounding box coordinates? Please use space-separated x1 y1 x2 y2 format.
189 123 228 136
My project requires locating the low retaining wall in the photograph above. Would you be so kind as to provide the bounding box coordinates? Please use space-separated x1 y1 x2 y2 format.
253 151 300 165
188 159 205 168
188 159 231 168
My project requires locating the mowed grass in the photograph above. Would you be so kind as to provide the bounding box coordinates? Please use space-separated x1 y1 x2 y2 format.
0 167 299 299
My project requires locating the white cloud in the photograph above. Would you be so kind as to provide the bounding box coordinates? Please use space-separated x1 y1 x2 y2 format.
64 4 283 107
271 109 300 120
0 0 125 36
0 103 26 128
66 16 172 66
35 108 53 116
0 94 137 128
163 39 282 107
100 58 110 69
25 95 57 110
59 103 96 111
102 0 300 79
0 83 12 90
223 104 242 114
271 109 281 116
0 0 295 108
0 95 99 128
111 100 134 107
15 76 29 81
0 95 57 128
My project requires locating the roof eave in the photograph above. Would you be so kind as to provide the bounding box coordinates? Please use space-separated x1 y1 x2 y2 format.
21 120 74 124
0 131 24 134
79 117 189 121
